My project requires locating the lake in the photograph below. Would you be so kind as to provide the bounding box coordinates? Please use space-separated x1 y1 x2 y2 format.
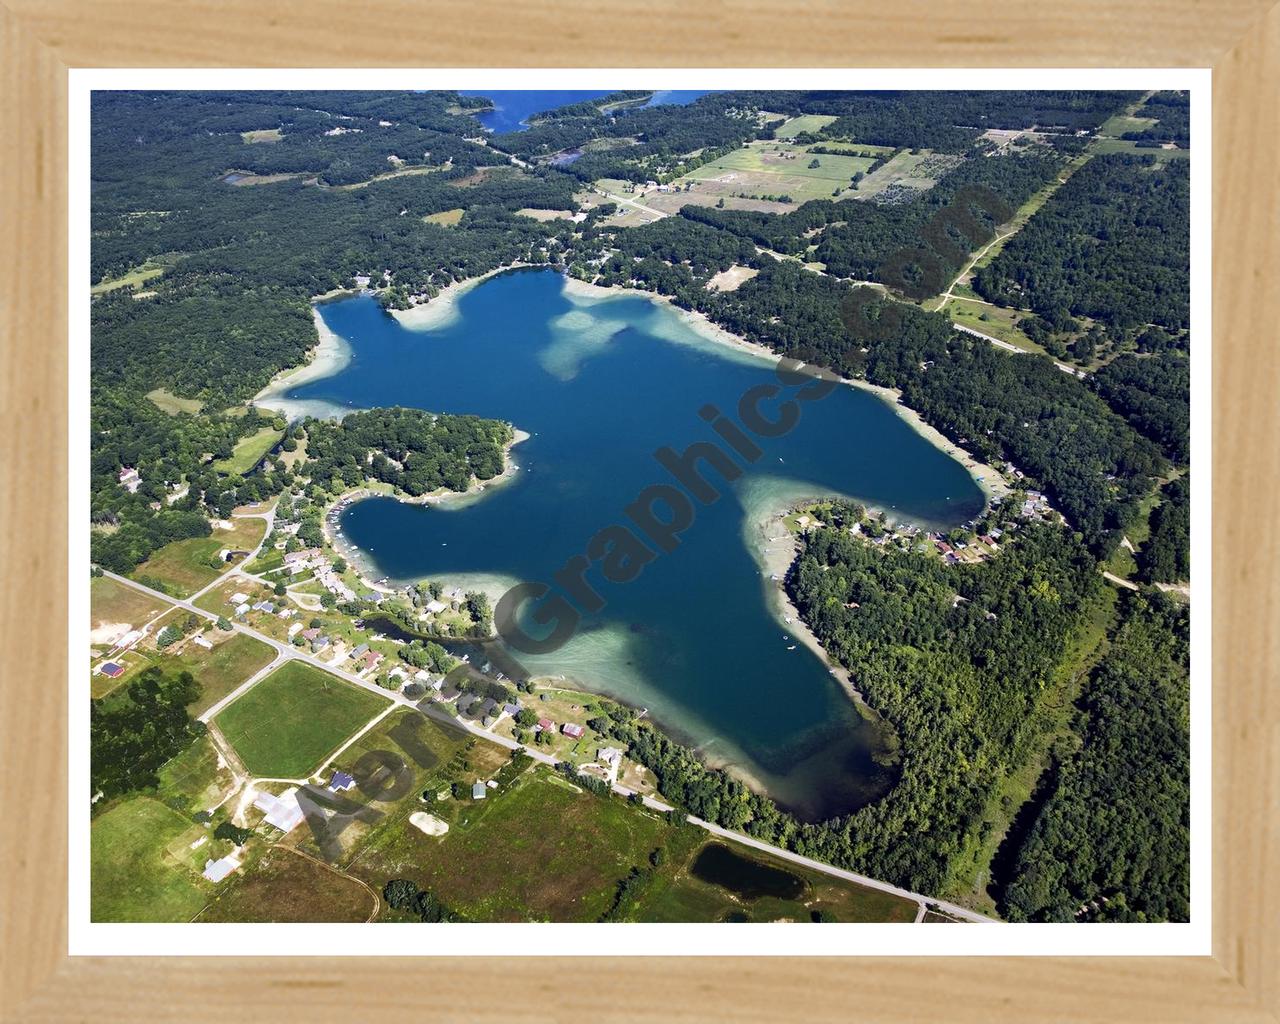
460 89 713 133
281 270 986 821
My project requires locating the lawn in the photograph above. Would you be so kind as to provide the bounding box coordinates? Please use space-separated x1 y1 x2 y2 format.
91 796 210 922
773 114 837 138
1088 138 1189 160
213 425 284 475
130 516 266 596
145 388 204 415
214 661 390 778
1097 113 1159 138
197 847 375 922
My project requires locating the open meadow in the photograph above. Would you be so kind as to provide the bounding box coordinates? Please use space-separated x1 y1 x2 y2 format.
212 425 284 475
129 516 266 596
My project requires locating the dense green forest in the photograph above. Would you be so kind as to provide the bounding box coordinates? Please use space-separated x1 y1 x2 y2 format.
301 407 514 496
604 522 1107 895
91 667 203 801
972 154 1190 330
1092 351 1191 464
1138 475 1191 584
1000 593 1190 921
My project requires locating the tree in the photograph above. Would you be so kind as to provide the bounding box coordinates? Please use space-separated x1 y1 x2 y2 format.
333 557 348 574
216 616 232 631
808 158 820 169
274 580 287 596
382 878 419 912
214 821 253 846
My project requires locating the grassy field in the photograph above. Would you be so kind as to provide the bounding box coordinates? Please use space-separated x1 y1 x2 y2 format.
213 425 284 475
678 142 876 205
91 796 210 922
174 631 275 716
944 298 1045 355
155 735 236 817
214 661 390 778
197 847 375 922
355 769 673 922
90 260 166 295
91 575 170 632
145 388 204 415
241 128 283 144
1097 113 1159 138
773 114 837 138
1088 138 1189 161
130 516 266 596
423 207 464 226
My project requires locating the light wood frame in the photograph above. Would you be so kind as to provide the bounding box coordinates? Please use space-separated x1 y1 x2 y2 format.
2 3 1276 1018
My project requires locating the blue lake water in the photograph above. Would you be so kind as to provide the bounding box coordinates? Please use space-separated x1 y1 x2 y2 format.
281 270 986 820
460 89 713 133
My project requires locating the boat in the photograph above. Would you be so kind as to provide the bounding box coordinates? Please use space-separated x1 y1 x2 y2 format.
787 645 797 651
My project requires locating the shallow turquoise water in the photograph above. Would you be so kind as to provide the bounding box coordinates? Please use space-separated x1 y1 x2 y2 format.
285 270 986 820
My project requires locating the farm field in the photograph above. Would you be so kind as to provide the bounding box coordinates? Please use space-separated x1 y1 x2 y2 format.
677 142 876 205
850 149 964 200
155 735 235 817
91 796 210 922
213 425 284 475
145 388 204 415
213 661 390 778
130 516 266 596
197 847 375 922
773 114 837 138
1097 113 1159 137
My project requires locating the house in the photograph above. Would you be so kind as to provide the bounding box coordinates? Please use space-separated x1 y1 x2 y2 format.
229 592 249 605
192 635 213 650
502 703 520 717
118 466 141 493
477 697 498 721
357 649 382 672
424 599 447 615
598 746 624 769
471 782 487 800
253 788 305 832
202 854 241 883
311 636 331 653
301 628 321 642
359 591 384 605
109 628 145 653
456 694 477 715
350 643 370 659
562 723 585 739
329 771 356 793
99 662 125 678
235 602 251 616
537 717 554 732
287 622 303 638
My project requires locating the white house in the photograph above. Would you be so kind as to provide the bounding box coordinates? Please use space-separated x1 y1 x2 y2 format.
253 788 305 833
202 854 241 883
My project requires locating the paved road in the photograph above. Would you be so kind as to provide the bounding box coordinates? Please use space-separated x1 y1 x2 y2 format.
98 567 1001 924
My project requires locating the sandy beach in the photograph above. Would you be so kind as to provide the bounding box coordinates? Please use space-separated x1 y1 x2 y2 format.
252 304 353 420
390 263 534 332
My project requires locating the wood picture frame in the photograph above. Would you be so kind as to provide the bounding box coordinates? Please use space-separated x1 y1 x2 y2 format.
2 2 1275 1018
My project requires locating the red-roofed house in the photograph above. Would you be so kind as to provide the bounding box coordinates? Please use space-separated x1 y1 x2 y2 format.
537 717 554 732
562 723 585 739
